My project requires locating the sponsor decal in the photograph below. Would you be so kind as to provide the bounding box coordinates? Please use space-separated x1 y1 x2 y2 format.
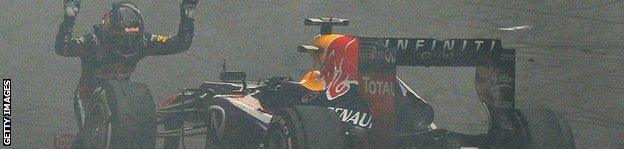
357 38 400 140
360 43 396 64
3 79 10 146
357 72 398 147
361 76 395 97
378 38 503 66
358 38 396 72
321 36 359 100
151 35 169 43
327 107 372 128
124 27 140 33
392 39 499 52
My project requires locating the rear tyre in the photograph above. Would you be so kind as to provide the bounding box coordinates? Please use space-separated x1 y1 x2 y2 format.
492 107 576 148
519 107 575 149
266 106 346 149
78 80 157 148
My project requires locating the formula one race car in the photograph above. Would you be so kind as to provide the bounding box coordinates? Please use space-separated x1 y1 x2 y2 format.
156 18 575 148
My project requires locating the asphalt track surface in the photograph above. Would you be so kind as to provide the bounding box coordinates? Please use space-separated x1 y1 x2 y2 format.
1 0 622 148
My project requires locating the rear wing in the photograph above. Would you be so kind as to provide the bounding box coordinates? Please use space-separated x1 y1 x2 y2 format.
358 37 516 108
357 38 516 143
360 38 515 67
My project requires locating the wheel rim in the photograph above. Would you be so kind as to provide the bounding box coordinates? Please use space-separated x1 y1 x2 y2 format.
83 103 113 149
81 88 114 149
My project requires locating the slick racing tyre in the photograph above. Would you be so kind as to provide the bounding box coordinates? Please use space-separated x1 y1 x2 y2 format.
266 106 346 149
519 107 575 149
76 80 156 149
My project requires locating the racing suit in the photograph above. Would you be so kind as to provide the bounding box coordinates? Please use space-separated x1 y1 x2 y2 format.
54 5 195 130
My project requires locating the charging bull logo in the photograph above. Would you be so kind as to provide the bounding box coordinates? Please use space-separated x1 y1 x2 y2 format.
321 36 359 100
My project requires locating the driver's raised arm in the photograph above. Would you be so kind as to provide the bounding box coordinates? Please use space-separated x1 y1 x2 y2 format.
145 0 198 56
55 19 95 57
55 0 93 57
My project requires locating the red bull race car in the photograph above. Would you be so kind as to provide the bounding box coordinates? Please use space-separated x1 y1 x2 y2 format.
156 18 575 148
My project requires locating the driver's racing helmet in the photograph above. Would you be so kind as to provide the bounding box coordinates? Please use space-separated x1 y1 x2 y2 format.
101 1 146 56
300 34 359 100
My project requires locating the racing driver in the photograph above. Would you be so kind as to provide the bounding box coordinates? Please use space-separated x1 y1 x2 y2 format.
54 0 198 146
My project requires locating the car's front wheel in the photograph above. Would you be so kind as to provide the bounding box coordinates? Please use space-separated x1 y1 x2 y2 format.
265 106 346 149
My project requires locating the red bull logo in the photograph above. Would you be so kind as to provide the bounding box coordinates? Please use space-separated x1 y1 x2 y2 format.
124 27 140 33
321 36 359 100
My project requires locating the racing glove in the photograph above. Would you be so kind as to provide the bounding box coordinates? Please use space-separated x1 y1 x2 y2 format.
60 0 80 30
180 0 198 21
64 0 81 19
55 0 84 57
177 0 198 44
145 0 199 55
